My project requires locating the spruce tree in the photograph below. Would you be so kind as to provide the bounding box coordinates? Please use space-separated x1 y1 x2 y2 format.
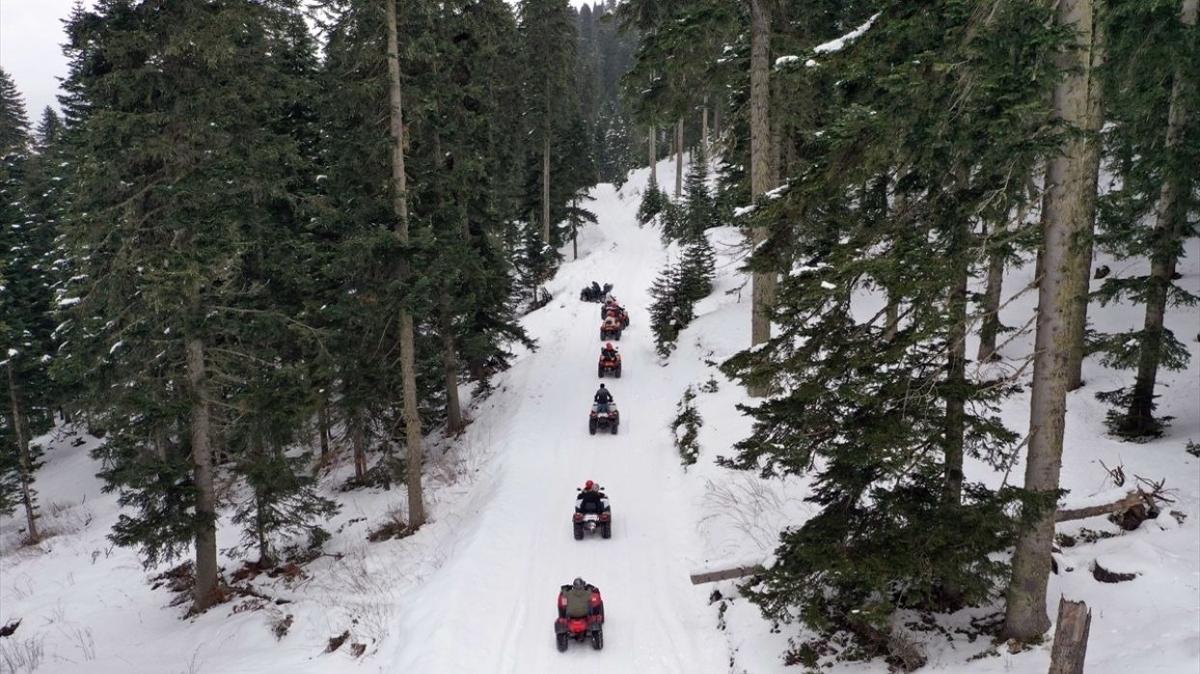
519 0 580 247
1091 0 1198 439
637 174 667 224
648 261 690 358
716 0 1064 659
56 0 323 611
681 142 718 237
0 68 53 541
678 233 715 304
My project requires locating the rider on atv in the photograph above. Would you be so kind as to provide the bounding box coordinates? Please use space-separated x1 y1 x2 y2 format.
558 577 604 620
576 480 610 515
555 577 605 651
574 480 612 539
594 383 613 408
602 298 630 327
600 314 622 340
598 342 621 378
601 342 618 362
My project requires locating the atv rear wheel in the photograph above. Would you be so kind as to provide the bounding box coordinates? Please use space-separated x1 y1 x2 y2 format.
573 523 584 540
588 419 597 435
557 633 569 652
611 422 618 435
600 522 611 539
615 365 621 378
598 364 604 377
591 629 603 650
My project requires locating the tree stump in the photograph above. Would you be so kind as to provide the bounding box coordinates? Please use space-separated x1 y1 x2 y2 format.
1048 598 1091 674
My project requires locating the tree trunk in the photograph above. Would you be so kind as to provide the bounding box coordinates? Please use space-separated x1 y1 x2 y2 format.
748 0 778 397
1048 598 1091 674
571 195 579 260
1063 3 1107 391
649 126 657 182
979 198 1028 362
185 338 219 612
252 437 272 567
439 289 464 435
674 118 684 200
542 132 552 245
1122 0 1197 435
351 416 367 480
1004 0 1097 641
713 104 721 145
317 395 330 458
944 238 968 506
386 0 426 531
6 362 39 543
701 98 709 149
883 294 900 341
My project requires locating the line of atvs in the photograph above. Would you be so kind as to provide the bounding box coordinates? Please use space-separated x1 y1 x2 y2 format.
552 286 640 652
557 482 611 651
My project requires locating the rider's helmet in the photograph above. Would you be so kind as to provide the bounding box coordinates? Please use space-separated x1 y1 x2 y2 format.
585 479 595 490
572 577 586 590
605 342 614 351
598 383 606 389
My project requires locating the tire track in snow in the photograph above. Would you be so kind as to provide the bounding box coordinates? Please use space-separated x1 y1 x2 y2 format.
387 179 729 673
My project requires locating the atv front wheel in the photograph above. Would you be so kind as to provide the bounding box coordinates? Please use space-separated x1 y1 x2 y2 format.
557 633 569 652
598 364 604 377
615 365 621 378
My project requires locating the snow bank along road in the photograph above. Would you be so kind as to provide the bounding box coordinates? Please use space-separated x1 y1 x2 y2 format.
386 179 729 673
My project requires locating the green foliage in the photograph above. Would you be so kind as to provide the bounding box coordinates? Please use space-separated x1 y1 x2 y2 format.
678 235 715 303
718 0 1064 657
56 0 324 564
637 174 668 224
232 447 339 565
1090 0 1198 438
0 67 55 522
648 262 690 358
671 386 702 467
681 143 719 237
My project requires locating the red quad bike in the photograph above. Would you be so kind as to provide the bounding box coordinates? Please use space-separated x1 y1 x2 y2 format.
555 586 605 651
600 304 630 328
598 353 622 378
589 402 619 435
600 319 622 341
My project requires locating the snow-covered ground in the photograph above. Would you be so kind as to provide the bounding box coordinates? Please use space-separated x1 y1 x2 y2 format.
1 156 1197 673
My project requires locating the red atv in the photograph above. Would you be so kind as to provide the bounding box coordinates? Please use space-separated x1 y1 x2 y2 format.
601 304 630 328
598 353 622 378
600 318 622 341
555 584 605 651
589 403 619 435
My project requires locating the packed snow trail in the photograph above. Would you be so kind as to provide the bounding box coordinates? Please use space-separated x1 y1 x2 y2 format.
386 176 730 673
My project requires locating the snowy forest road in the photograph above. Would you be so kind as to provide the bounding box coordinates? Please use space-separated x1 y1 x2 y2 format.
386 178 730 673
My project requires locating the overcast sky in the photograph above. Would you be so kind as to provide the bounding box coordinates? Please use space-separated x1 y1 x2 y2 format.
0 0 597 124
0 0 86 119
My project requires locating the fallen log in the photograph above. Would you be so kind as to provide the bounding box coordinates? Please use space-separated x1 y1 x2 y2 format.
1054 490 1146 523
689 564 765 585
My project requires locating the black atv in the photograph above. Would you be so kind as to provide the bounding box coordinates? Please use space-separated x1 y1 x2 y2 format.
573 489 612 540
